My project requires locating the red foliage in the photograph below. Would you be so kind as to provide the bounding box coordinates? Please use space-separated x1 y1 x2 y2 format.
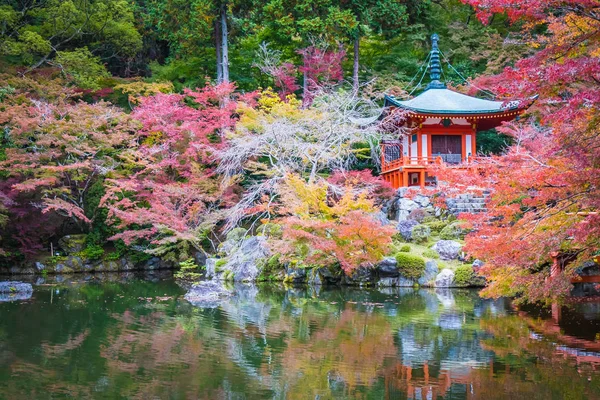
436 1 600 303
297 46 346 106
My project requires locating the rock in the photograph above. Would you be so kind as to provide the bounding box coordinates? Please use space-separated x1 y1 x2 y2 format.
413 194 431 207
316 266 342 284
397 209 410 222
434 269 455 288
184 280 232 308
57 234 87 254
194 251 207 268
35 262 46 271
377 257 399 277
308 269 322 286
396 187 410 198
378 277 398 287
372 211 392 226
210 236 270 282
397 276 416 287
285 266 307 283
397 198 419 212
0 281 33 302
397 220 419 241
418 261 439 286
343 266 375 286
432 240 462 260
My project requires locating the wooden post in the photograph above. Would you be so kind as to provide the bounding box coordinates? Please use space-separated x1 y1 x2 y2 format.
420 170 425 188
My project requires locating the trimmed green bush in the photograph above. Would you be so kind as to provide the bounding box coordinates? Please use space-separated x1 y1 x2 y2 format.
399 244 411 253
440 222 464 240
424 220 448 234
411 224 431 243
395 253 426 280
422 248 439 259
454 265 474 287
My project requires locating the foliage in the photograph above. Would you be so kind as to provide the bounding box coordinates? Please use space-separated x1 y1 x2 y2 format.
411 224 431 243
440 222 465 240
271 173 395 274
399 244 411 253
102 83 241 260
454 265 474 287
395 252 426 280
55 48 111 90
422 248 440 259
174 258 203 280
433 0 600 303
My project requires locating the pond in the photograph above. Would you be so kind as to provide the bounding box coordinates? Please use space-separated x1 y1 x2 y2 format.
1 277 600 399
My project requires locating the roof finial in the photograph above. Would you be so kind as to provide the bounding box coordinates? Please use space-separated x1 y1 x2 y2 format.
427 33 446 90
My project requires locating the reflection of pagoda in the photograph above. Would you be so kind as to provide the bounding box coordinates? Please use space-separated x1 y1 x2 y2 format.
380 34 536 189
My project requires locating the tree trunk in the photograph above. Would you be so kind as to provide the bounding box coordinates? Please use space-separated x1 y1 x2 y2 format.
220 3 229 83
302 69 308 107
215 17 223 83
353 36 360 95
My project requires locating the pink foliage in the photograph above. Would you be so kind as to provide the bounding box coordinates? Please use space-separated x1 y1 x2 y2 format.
298 46 346 106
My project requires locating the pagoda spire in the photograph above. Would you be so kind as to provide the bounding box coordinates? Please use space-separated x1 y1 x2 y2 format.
426 33 446 90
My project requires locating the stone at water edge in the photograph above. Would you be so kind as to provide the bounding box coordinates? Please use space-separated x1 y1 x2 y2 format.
434 269 455 288
285 266 307 283
432 240 462 260
377 257 399 277
418 260 439 286
0 281 33 302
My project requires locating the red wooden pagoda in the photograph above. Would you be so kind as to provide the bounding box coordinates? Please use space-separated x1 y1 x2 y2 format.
380 34 536 189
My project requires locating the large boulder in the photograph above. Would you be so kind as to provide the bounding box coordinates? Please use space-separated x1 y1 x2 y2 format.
342 266 375 286
396 198 420 221
184 280 232 308
434 269 455 288
285 266 307 283
397 220 419 241
413 194 431 208
0 281 33 302
57 234 87 254
432 240 462 260
418 260 439 286
377 257 399 277
208 236 271 282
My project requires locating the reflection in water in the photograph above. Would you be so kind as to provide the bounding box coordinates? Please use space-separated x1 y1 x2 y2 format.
0 280 599 399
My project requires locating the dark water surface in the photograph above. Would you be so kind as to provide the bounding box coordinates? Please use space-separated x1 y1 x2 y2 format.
1 278 600 399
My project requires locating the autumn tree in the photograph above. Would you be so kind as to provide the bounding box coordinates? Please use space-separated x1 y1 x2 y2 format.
433 0 600 303
271 173 395 274
101 83 243 260
218 88 382 229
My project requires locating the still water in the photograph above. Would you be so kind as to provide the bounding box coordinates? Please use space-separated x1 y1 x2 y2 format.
1 277 600 399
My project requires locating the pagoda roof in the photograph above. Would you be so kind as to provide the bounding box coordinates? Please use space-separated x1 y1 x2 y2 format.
384 88 527 116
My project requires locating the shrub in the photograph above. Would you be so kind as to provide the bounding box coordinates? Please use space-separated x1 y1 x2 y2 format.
175 258 203 280
399 244 411 252
424 220 448 234
454 265 474 287
256 223 283 239
395 253 426 280
440 222 464 240
422 248 439 259
80 244 105 260
411 224 431 243
226 227 247 242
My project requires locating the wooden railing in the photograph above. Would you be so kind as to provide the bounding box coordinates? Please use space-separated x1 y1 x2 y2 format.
381 155 486 173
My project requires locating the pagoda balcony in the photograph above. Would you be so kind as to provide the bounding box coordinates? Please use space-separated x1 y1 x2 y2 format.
381 155 483 172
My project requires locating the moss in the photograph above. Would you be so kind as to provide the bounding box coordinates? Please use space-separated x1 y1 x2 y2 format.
423 220 448 234
256 223 283 239
222 269 235 281
215 258 228 271
395 253 426 280
398 244 411 253
440 222 464 240
225 227 247 242
258 254 284 281
411 224 431 243
422 248 439 259
454 265 474 287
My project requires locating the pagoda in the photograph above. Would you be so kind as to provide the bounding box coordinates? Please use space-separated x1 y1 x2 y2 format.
380 33 536 189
